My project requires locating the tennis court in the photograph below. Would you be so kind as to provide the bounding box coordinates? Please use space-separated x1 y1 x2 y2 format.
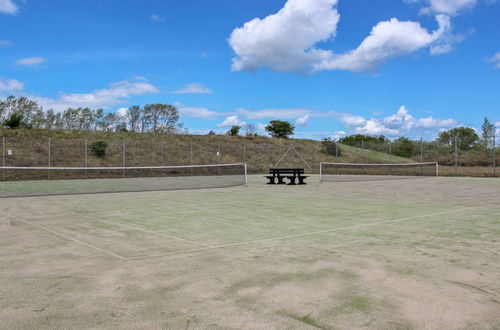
1 175 499 329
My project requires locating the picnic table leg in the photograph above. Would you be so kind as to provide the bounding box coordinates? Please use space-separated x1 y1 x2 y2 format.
287 176 297 185
267 177 276 184
298 176 307 184
277 176 286 184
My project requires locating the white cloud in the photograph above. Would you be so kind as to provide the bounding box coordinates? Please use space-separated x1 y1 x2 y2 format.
488 52 500 69
0 0 18 14
0 40 13 47
236 108 311 120
14 56 47 66
418 0 477 15
430 43 453 54
332 130 347 140
116 107 128 117
295 114 310 126
229 0 340 72
150 14 165 22
173 83 212 94
217 115 246 127
33 78 159 111
314 15 451 72
0 77 24 92
339 106 457 136
229 0 455 73
178 106 221 119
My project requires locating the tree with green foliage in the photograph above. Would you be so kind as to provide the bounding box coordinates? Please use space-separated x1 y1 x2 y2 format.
437 127 479 150
2 112 25 129
338 134 388 147
481 117 496 149
90 141 108 158
226 125 240 136
265 120 294 138
392 137 415 158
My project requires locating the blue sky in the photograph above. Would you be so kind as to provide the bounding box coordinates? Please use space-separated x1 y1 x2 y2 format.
0 0 499 139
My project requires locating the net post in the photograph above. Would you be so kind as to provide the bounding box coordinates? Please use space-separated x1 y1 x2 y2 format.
244 163 248 186
436 162 439 177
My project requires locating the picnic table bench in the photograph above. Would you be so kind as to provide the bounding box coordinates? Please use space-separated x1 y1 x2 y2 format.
265 168 308 185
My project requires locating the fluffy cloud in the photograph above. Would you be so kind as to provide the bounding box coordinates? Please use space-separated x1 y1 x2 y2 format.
236 108 311 120
217 115 246 127
340 106 457 136
295 114 310 126
33 78 159 111
0 77 24 92
0 0 18 14
314 15 451 72
14 56 47 66
488 52 500 69
178 106 221 119
229 0 340 72
173 83 212 94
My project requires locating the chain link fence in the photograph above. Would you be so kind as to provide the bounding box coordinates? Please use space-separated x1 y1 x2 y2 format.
1 135 498 180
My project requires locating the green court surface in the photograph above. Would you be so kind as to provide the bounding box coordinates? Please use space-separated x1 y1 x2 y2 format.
1 176 499 329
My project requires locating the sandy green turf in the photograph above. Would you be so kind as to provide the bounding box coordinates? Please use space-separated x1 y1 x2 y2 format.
0 176 499 329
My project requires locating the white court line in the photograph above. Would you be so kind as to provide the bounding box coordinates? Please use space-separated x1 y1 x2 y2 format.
11 215 128 260
127 205 492 260
43 199 210 248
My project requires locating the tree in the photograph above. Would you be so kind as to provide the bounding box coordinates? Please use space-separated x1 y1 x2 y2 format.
438 127 479 150
3 113 24 129
265 120 294 138
392 137 415 158
227 125 240 136
127 105 142 132
243 124 257 137
481 117 496 149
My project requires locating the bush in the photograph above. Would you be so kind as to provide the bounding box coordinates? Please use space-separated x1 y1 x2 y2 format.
90 141 107 158
321 138 340 156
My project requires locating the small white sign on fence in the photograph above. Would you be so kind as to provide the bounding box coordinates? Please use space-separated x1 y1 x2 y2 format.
216 151 220 157
7 149 13 156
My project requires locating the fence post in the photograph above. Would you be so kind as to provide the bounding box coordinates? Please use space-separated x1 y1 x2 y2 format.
454 135 459 176
1 136 5 181
48 138 51 180
361 140 365 163
122 140 126 177
420 138 423 162
493 134 497 177
388 142 392 175
190 142 193 165
85 139 88 179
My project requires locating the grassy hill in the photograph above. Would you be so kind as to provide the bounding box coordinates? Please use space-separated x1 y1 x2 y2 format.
0 128 411 176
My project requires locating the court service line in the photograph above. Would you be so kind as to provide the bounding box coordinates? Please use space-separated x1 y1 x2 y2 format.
11 215 128 260
127 205 491 260
49 207 211 248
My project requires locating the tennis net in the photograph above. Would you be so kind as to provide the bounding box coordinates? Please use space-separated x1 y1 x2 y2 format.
0 163 247 197
320 162 439 182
